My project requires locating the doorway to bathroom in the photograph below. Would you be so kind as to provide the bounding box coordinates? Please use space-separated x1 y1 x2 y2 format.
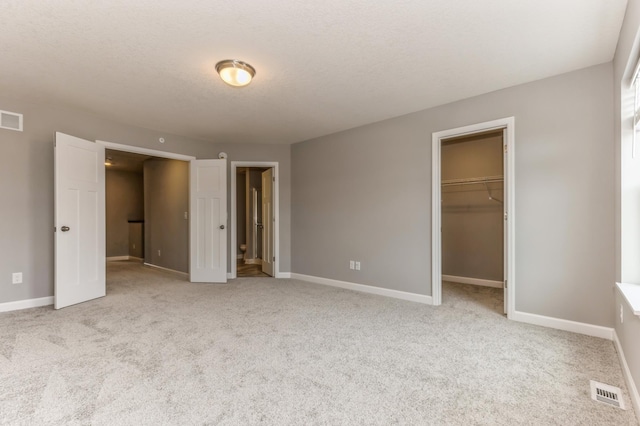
230 162 279 278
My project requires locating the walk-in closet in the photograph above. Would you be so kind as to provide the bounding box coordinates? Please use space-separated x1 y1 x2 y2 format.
440 130 505 313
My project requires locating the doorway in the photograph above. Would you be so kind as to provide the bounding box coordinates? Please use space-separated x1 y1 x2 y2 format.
104 149 189 275
55 135 227 309
431 117 515 318
230 161 280 279
440 131 504 313
99 141 228 283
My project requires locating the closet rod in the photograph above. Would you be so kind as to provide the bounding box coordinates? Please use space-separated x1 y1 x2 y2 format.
441 175 503 187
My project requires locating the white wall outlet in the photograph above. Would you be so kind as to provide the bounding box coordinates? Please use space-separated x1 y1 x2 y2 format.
158 250 161 257
12 272 22 284
355 261 361 271
620 304 624 324
349 260 355 270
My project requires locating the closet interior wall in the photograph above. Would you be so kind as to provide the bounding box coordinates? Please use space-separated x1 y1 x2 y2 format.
441 131 504 283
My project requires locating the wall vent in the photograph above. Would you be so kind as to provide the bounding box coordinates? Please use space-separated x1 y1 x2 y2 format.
0 110 23 132
590 380 625 409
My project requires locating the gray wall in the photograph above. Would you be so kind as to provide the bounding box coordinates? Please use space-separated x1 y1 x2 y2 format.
441 134 503 281
613 0 640 410
129 223 143 259
144 159 189 273
106 170 144 257
0 97 291 304
292 62 614 327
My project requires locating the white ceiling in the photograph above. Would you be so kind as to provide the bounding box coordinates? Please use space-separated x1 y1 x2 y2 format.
0 1 627 144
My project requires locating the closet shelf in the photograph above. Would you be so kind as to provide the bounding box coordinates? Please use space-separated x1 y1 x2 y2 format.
441 175 503 187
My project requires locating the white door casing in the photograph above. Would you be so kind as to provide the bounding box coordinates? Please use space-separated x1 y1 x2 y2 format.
190 159 227 282
503 128 508 315
261 169 274 276
54 132 106 309
431 117 515 318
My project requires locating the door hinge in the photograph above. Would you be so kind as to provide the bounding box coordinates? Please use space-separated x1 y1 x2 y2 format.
54 227 56 232
273 256 275 262
504 212 508 221
273 177 275 182
504 280 508 289
504 144 507 153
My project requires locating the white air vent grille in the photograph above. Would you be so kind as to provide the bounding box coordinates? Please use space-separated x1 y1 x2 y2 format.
590 380 625 409
0 110 23 132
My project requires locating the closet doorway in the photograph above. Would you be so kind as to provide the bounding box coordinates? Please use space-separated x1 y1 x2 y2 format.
432 117 515 317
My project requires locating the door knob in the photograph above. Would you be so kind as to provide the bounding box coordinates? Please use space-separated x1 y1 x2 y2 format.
219 225 225 230
61 226 70 232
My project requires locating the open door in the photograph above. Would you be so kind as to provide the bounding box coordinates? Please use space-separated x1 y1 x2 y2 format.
190 159 227 282
54 132 106 309
261 169 274 276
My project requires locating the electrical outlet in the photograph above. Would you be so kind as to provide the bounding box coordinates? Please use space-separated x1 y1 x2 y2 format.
158 250 161 257
12 272 22 284
349 260 355 270
620 304 624 324
355 261 361 271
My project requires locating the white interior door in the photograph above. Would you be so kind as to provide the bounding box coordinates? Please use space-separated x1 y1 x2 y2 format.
54 132 106 309
503 129 508 315
261 169 274 276
190 159 227 282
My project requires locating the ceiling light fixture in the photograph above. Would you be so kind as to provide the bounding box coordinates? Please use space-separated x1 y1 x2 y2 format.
215 59 256 87
105 157 114 166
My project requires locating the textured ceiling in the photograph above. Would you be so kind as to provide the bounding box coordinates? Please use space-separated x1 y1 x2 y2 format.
0 1 628 144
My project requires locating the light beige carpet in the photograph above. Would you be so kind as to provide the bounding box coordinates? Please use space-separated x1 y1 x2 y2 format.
0 262 637 425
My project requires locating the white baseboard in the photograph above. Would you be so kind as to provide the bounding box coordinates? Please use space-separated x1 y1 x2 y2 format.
290 273 432 305
0 296 53 313
244 258 263 265
227 273 234 279
107 256 130 261
143 263 188 276
277 272 291 279
511 310 613 340
442 275 503 288
613 330 640 420
129 256 143 262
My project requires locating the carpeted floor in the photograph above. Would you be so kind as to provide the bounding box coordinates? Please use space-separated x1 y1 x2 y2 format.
0 261 637 425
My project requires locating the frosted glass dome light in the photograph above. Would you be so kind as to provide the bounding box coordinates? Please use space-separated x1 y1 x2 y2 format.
215 60 256 87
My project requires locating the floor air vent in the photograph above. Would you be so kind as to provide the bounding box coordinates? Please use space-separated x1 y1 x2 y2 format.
590 380 625 409
0 110 23 131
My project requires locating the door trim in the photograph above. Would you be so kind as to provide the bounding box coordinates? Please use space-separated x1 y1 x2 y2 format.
431 117 515 318
230 161 280 279
95 140 196 278
96 141 196 162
